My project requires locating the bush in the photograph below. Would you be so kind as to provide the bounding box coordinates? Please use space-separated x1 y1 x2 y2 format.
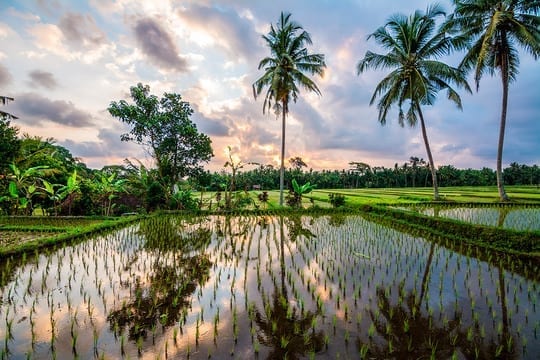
170 189 199 211
329 193 346 208
146 181 165 212
286 190 302 208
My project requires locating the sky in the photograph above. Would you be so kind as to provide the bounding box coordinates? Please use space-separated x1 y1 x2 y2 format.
1 0 538 172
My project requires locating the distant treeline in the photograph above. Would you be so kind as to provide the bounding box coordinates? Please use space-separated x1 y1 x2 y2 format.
196 162 540 191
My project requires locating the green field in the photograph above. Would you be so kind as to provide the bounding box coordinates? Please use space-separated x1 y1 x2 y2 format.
197 185 540 209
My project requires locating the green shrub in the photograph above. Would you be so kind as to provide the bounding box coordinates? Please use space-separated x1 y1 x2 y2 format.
146 181 165 211
170 189 198 211
328 193 346 208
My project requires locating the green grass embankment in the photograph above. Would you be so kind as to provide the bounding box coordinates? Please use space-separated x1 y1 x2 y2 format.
359 205 540 258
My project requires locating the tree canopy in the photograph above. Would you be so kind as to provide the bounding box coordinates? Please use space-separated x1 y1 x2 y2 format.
357 4 471 200
108 83 214 192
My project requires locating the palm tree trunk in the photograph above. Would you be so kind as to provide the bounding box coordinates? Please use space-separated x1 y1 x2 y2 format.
419 241 435 305
279 103 286 206
416 105 439 200
497 55 510 201
279 216 286 295
498 266 509 349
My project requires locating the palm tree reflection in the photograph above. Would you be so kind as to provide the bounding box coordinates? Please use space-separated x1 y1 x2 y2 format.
358 283 517 359
253 216 323 359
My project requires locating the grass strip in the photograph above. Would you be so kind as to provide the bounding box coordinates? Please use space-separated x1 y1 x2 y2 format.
359 205 540 258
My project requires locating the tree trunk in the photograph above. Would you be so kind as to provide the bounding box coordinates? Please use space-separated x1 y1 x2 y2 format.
497 52 510 201
279 216 286 295
498 266 510 352
419 241 435 306
416 105 439 200
279 103 286 206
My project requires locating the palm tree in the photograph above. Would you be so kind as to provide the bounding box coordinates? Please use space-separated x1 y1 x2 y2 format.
253 12 326 206
0 96 17 120
357 4 471 200
444 0 540 201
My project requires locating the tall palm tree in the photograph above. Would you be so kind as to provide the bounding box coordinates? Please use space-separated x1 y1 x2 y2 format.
357 4 471 200
253 12 326 206
444 0 540 201
0 96 17 119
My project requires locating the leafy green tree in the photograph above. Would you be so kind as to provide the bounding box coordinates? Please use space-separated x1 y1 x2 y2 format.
349 161 371 188
0 115 20 174
357 4 471 200
253 12 326 206
108 83 213 196
445 0 540 201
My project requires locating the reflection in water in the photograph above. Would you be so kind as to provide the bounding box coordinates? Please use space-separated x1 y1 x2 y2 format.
107 217 212 340
252 216 323 359
415 205 540 231
0 214 538 359
254 286 324 359
358 283 517 359
107 258 211 340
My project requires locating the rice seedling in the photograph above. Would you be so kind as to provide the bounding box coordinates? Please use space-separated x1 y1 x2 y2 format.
0 213 538 358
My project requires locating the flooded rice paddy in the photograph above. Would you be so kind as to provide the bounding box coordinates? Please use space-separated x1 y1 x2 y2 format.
0 214 538 359
403 206 540 231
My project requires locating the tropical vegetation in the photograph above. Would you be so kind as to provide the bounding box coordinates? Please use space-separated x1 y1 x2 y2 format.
357 4 471 200
444 0 540 201
253 12 326 206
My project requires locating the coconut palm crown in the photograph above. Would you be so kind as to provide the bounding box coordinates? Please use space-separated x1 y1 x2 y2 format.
357 4 471 200
253 12 326 206
444 0 540 201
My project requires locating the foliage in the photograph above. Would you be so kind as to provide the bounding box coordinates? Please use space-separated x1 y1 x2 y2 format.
108 83 213 194
64 180 97 216
3 164 49 215
286 179 316 208
146 181 165 212
357 4 471 200
289 156 307 171
0 116 20 174
257 191 269 209
361 204 540 254
253 12 326 206
0 96 17 120
96 171 127 216
170 189 199 211
328 193 346 208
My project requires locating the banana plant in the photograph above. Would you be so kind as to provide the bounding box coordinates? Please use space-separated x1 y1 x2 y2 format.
6 164 48 215
41 180 63 216
58 170 80 215
287 179 316 208
97 172 127 216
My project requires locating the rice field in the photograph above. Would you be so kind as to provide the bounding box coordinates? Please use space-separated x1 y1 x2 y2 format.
399 205 540 231
0 214 538 359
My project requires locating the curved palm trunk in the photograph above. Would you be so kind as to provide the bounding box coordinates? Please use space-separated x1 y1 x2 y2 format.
279 102 286 206
497 54 510 201
416 105 439 200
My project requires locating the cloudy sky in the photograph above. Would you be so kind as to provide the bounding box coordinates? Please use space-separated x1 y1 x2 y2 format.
1 0 538 172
